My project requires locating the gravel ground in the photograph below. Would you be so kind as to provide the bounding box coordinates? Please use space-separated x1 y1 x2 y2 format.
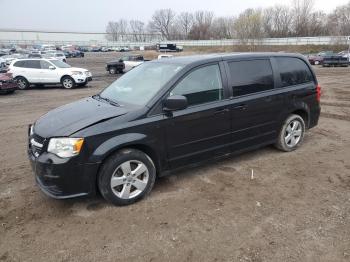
0 52 349 262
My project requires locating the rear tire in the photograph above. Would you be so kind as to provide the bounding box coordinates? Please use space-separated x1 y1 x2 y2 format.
61 76 76 89
275 114 305 152
98 149 156 206
15 76 29 90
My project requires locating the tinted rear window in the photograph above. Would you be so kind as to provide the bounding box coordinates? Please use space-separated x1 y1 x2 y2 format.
276 57 313 87
228 59 274 97
14 61 26 67
24 60 41 69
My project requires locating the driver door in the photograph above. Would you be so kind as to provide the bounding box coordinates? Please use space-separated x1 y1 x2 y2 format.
163 63 231 168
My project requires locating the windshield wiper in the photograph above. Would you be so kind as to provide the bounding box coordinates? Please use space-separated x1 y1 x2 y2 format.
93 94 120 107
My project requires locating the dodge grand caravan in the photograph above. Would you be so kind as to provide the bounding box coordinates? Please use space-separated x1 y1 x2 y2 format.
28 53 321 206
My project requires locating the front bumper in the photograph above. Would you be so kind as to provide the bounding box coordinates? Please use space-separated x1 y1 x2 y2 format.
72 73 92 84
28 146 99 199
0 82 17 92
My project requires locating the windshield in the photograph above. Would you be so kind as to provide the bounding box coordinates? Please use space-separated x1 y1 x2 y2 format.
100 62 183 106
50 60 71 68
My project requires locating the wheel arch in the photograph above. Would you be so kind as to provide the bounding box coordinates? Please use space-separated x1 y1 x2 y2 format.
92 142 161 196
290 108 309 129
90 133 161 176
60 74 73 83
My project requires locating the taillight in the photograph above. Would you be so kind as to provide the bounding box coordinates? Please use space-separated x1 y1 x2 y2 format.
316 84 321 102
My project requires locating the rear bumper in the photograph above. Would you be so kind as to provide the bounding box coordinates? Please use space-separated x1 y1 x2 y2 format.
28 149 100 199
309 104 321 129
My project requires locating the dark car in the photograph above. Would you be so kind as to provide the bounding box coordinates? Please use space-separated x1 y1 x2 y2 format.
28 53 321 206
307 51 334 65
0 73 17 94
63 50 72 58
71 50 85 58
105 59 125 74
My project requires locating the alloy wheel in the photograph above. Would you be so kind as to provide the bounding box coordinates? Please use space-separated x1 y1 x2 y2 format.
63 78 73 88
17 79 27 89
110 160 149 199
284 120 303 147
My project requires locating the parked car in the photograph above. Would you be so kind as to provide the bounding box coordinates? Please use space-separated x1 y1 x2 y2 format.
0 72 17 94
322 55 349 67
8 58 92 89
0 58 7 73
338 51 350 62
158 54 174 59
71 50 84 58
119 47 130 52
106 54 149 74
91 47 102 52
307 51 334 65
27 53 321 206
63 50 73 58
28 53 42 58
45 51 67 62
158 43 183 52
2 54 27 65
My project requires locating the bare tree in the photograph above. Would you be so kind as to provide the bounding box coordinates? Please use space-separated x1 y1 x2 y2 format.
106 21 120 41
308 11 329 36
211 17 234 39
105 19 129 41
189 11 214 40
233 8 265 43
292 0 314 36
149 9 176 40
263 5 292 37
130 20 145 41
176 12 194 39
327 2 350 36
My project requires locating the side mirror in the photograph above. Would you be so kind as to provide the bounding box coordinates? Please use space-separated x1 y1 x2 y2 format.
163 95 188 112
49 66 55 70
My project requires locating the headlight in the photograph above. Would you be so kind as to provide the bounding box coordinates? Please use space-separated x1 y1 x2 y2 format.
47 138 84 158
71 71 83 75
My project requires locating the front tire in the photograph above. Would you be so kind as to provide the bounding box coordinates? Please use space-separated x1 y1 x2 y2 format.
61 76 76 89
15 76 29 90
98 149 156 206
109 67 117 74
275 114 305 152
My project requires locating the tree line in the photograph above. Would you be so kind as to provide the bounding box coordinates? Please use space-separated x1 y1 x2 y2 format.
106 0 350 41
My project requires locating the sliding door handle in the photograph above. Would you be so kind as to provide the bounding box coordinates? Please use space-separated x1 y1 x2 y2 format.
214 108 230 115
232 104 247 111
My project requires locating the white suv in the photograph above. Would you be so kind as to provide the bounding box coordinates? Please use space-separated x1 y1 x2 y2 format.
8 58 92 89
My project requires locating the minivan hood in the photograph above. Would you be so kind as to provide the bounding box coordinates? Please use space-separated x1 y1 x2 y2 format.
34 97 128 137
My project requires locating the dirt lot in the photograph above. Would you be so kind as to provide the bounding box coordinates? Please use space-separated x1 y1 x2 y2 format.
0 51 349 262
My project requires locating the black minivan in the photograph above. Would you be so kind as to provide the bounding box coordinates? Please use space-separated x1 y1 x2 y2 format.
28 53 321 206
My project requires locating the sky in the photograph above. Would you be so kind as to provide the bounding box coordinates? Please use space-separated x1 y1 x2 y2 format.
0 0 349 32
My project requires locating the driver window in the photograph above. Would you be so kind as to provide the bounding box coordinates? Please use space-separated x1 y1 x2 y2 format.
170 64 223 107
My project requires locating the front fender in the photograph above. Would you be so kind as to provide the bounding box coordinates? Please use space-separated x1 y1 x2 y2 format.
89 133 147 163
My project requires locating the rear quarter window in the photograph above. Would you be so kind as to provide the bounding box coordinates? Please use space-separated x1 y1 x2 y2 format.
227 59 274 97
24 60 41 69
276 57 314 87
13 61 25 67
